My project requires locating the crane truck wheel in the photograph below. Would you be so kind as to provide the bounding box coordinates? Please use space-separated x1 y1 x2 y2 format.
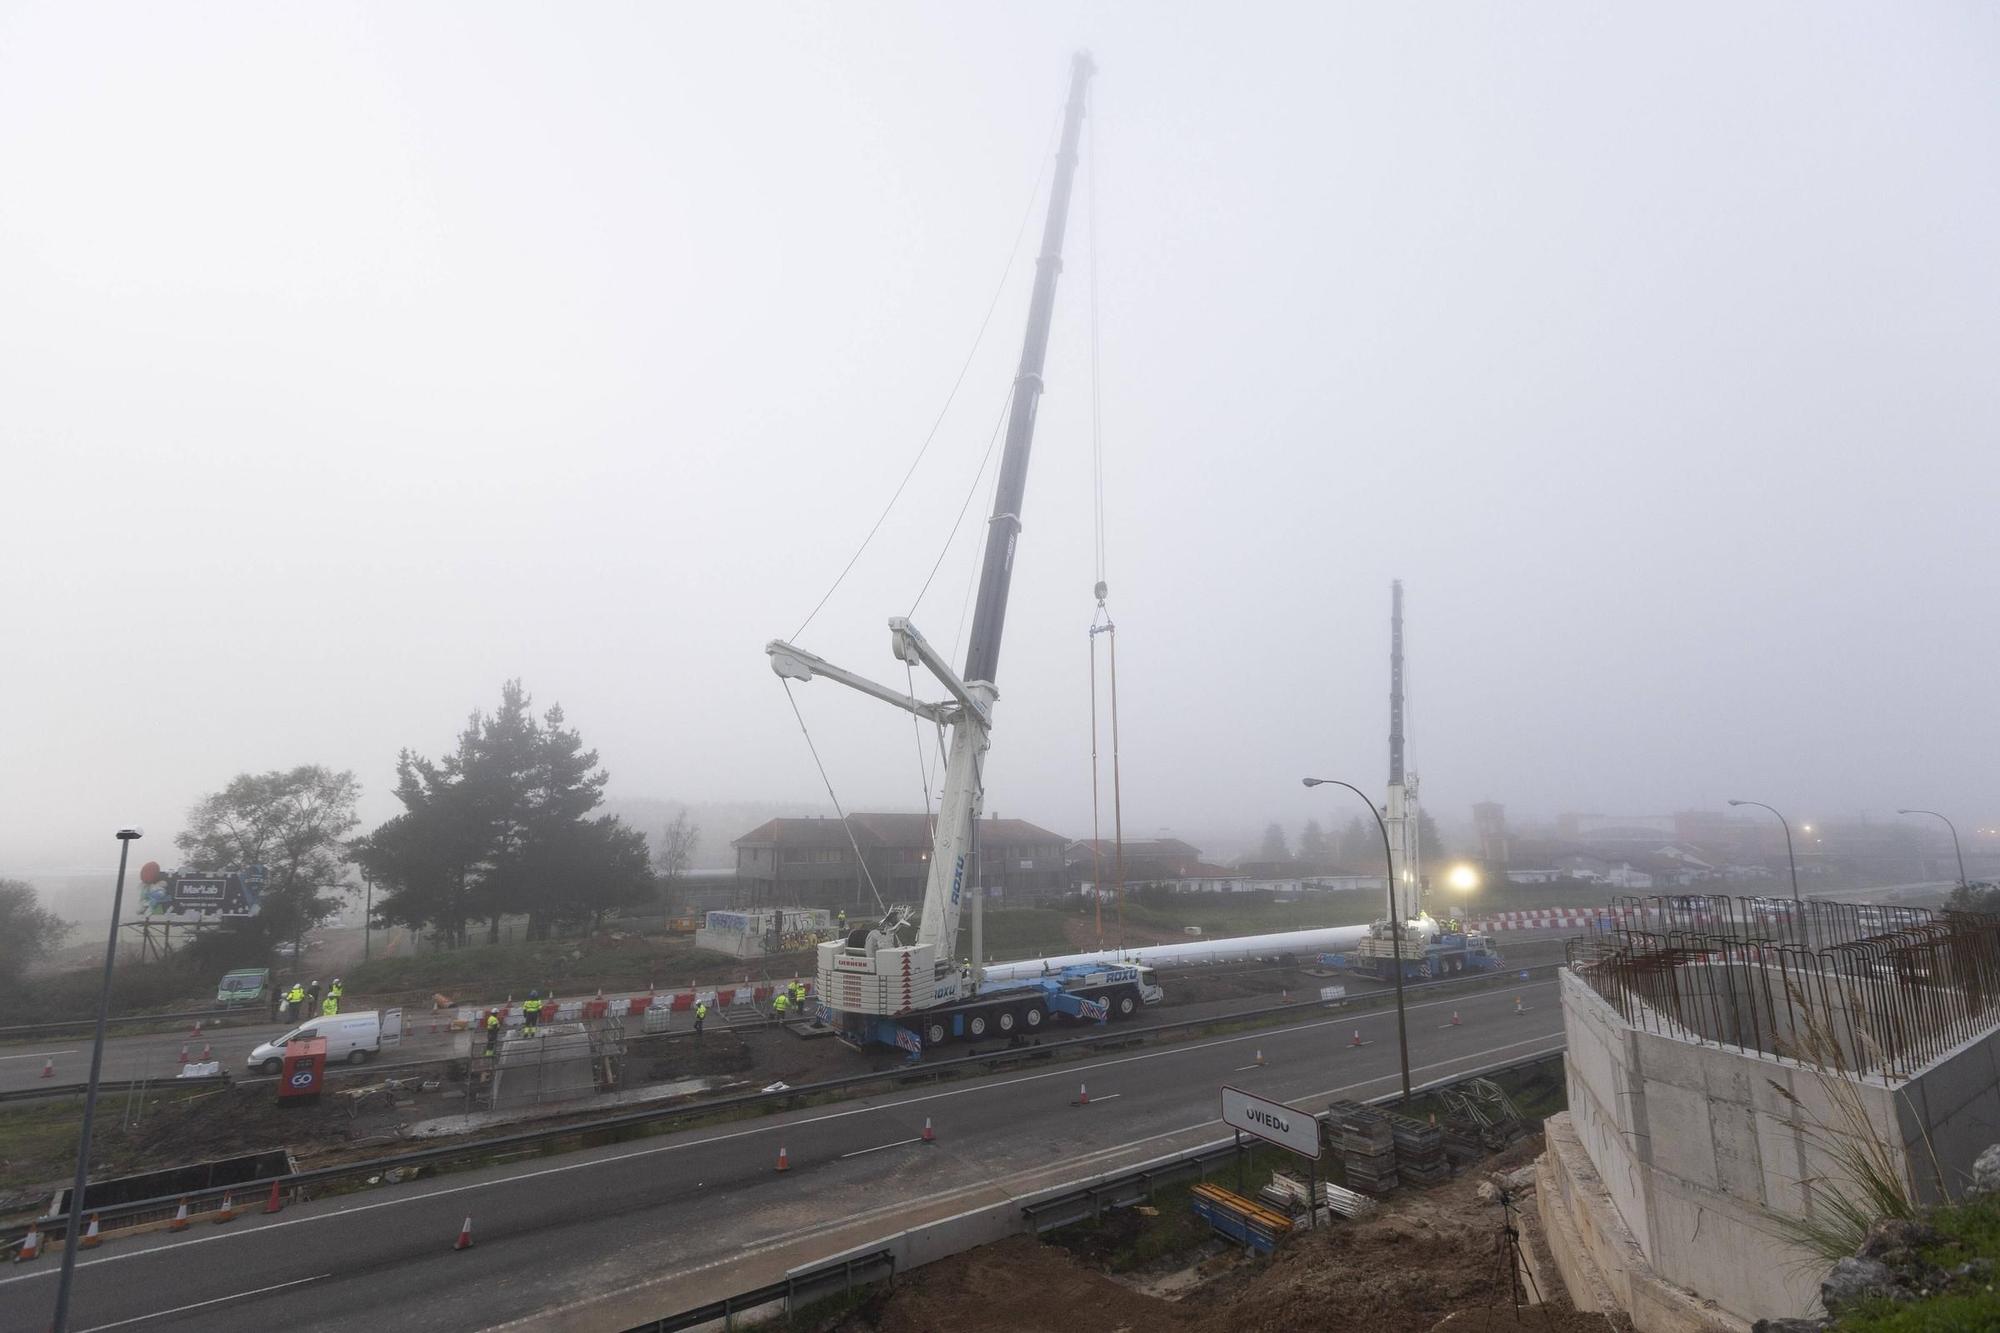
926 1020 948 1047
1116 990 1137 1017
1023 1006 1044 1030
968 1014 988 1037
997 1010 1017 1033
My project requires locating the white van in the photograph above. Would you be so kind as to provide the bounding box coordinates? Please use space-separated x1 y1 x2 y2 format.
248 1009 401 1074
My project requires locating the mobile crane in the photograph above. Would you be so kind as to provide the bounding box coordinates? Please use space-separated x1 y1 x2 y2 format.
765 53 1159 1057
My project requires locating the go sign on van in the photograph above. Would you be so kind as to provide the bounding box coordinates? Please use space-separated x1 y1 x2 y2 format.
1220 1085 1319 1158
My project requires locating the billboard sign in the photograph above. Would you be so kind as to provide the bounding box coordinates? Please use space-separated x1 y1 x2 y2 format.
1220 1085 1319 1158
137 866 266 922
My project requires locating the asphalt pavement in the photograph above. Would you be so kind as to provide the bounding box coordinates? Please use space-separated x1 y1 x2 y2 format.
0 976 1567 1333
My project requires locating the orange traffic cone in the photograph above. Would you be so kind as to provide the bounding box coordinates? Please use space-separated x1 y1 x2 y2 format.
201 1043 213 1062
191 1019 203 1038
922 1117 935 1142
169 1198 191 1231
15 1225 41 1262
263 1180 284 1214
40 1057 53 1079
776 1146 790 1172
1255 1049 1266 1066
213 1193 236 1224
1074 1083 1090 1106
1452 1011 1462 1026
179 1042 190 1064
1350 1029 1365 1047
455 1217 473 1251
1514 996 1526 1013
1281 988 1292 1004
80 1215 102 1249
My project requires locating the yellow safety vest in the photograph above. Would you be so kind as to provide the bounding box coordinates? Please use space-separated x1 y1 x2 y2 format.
287 986 305 1003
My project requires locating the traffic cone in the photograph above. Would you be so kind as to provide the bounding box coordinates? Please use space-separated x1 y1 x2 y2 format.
79 1215 102 1249
213 1193 236 1224
1255 1049 1266 1066
15 1225 41 1262
1350 1029 1364 1047
263 1180 284 1214
922 1117 935 1142
1281 988 1291 1004
40 1057 53 1079
455 1217 473 1251
1452 1011 1462 1026
169 1198 191 1231
1075 1082 1090 1106
776 1146 790 1172
179 1041 190 1064
190 1019 202 1037
201 1043 212 1062
1514 995 1525 1013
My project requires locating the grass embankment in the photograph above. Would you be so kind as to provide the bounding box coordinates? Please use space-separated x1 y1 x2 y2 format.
1835 1197 2000 1331
1115 893 1375 940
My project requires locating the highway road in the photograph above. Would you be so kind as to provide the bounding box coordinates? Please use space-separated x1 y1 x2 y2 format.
0 1015 470 1095
0 976 1567 1332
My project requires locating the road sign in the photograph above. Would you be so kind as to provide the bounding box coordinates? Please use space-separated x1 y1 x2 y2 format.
1319 984 1346 1002
1220 1084 1319 1158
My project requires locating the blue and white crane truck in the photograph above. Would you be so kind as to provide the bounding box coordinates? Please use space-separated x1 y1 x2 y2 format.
1319 919 1504 983
765 53 1164 1059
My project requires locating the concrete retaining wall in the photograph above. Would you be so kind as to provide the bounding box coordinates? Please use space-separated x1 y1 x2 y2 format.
1556 966 2000 1326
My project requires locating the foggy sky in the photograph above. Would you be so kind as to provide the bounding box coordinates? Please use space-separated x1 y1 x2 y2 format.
5 3 1997 882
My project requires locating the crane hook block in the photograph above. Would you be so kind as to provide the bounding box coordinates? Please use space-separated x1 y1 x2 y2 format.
1094 580 1108 602
767 645 816 682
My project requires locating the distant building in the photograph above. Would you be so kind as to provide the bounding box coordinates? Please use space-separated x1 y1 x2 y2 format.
732 812 1070 911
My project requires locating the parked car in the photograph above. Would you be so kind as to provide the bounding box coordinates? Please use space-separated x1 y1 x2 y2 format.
215 967 271 1008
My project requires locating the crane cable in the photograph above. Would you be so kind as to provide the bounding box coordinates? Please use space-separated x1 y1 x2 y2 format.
1084 90 1128 951
791 103 1065 644
780 678 888 913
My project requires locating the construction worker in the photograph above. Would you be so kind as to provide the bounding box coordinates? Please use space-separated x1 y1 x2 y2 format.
321 992 338 1017
483 1009 501 1056
285 981 306 1022
772 989 791 1020
326 978 344 1013
836 908 848 933
522 989 544 1037
306 980 322 1015
790 980 805 1011
694 1000 707 1038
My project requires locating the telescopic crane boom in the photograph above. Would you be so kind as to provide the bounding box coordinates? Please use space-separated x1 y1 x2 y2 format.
766 52 1109 1054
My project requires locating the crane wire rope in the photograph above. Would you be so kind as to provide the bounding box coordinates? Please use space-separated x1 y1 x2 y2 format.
907 380 1014 619
790 104 1064 644
779 678 888 913
1082 89 1127 948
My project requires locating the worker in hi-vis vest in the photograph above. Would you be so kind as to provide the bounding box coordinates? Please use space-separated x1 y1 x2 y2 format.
694 1001 707 1037
522 990 544 1036
773 990 790 1018
285 982 306 1022
484 1010 501 1055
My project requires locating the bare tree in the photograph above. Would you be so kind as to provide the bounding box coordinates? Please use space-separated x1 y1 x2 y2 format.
653 811 700 915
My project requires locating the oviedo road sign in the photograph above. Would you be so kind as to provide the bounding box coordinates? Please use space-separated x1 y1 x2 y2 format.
1220 1084 1319 1158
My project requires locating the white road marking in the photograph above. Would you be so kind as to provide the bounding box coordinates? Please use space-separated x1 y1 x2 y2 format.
0 983 1562 1288
1081 1093 1121 1102
76 1273 330 1330
839 1137 923 1159
0 1049 76 1061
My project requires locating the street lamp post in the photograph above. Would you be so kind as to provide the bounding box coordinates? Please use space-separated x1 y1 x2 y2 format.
1728 799 1801 905
52 826 143 1333
1898 809 1967 892
1303 777 1412 1101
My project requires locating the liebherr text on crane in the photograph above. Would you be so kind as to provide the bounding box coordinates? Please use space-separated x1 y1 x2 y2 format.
764 52 1161 1058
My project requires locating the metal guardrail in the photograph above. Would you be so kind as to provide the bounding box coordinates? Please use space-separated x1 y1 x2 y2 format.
0 1006 254 1041
4 962 1561 1238
620 1248 897 1333
0 1074 229 1106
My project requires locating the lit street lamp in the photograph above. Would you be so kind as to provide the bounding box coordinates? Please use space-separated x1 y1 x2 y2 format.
1897 809 1967 892
1303 777 1411 1101
52 825 143 1333
1727 799 1801 905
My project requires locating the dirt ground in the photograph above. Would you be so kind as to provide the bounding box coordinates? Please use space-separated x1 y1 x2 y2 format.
815 1139 1631 1333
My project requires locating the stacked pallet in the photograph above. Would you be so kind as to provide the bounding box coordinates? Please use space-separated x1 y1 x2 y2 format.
1264 1170 1376 1220
1386 1112 1450 1186
1327 1099 1399 1194
1439 1115 1486 1167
